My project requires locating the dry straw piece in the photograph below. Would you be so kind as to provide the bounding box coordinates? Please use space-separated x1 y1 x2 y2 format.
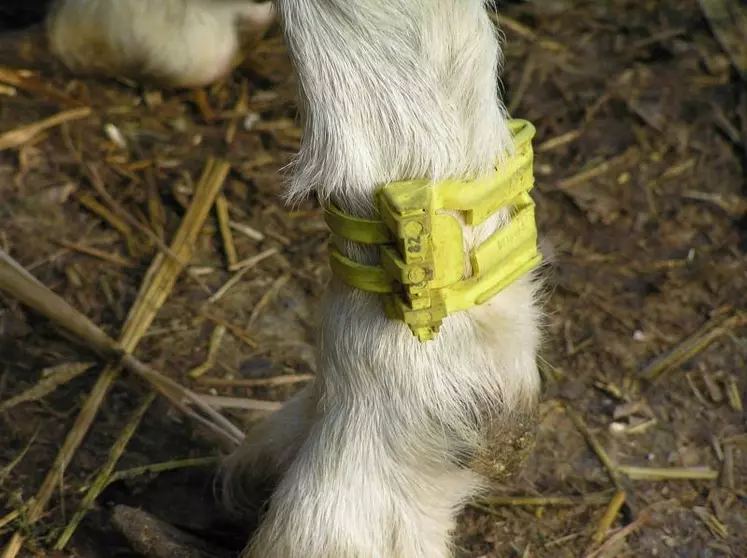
0 158 248 558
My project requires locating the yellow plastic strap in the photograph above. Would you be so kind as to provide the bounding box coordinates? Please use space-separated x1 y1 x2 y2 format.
323 118 541 342
328 249 393 294
324 204 391 244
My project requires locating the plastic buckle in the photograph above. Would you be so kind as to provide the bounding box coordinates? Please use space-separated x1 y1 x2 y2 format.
376 180 447 341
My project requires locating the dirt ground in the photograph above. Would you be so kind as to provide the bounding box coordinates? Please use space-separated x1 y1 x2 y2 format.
1 0 746 557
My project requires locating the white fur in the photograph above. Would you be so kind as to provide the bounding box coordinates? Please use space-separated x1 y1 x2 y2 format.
46 0 274 87
223 1 543 557
51 0 543 554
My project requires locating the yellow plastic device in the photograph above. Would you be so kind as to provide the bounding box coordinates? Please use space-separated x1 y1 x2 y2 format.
323 119 541 342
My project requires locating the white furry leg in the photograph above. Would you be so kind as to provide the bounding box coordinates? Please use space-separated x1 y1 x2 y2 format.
220 384 316 513
242 409 481 558
237 1 275 28
221 1 544 554
46 0 275 87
